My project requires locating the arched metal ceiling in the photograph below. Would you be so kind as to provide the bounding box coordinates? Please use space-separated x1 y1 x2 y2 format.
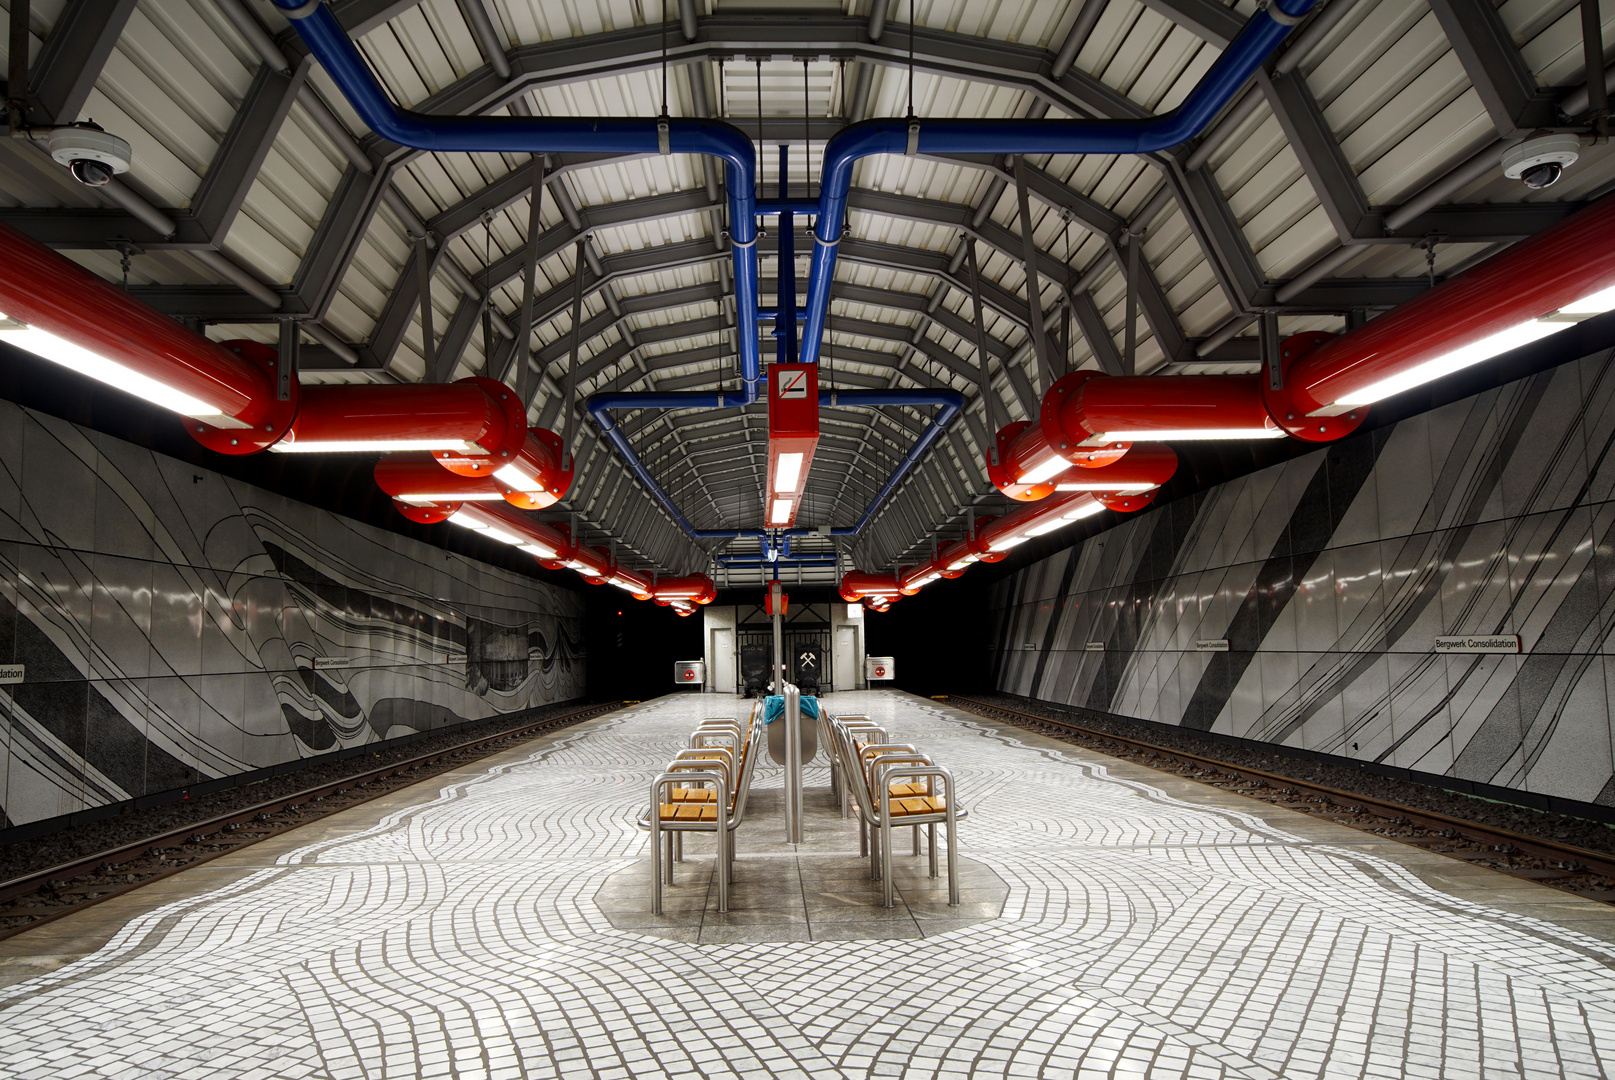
0 0 1611 587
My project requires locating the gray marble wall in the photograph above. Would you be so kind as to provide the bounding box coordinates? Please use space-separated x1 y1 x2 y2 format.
0 401 584 830
990 350 1615 808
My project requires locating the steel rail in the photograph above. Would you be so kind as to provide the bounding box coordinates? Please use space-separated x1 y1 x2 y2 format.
942 694 1615 883
0 700 621 940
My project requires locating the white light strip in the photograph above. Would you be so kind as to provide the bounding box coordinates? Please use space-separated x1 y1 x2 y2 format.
946 555 978 570
494 462 543 492
769 497 794 524
1054 481 1158 493
1062 501 1106 522
1093 428 1287 441
447 509 486 529
272 438 479 454
1017 450 1070 485
1334 319 1569 406
772 452 804 493
398 492 505 503
479 525 525 547
1558 284 1615 316
519 542 558 558
0 316 234 423
609 578 645 593
988 534 1032 552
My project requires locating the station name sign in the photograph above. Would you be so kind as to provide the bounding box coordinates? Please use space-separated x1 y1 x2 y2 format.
1195 639 1231 652
0 664 22 685
1084 642 1105 652
1434 635 1521 654
314 656 354 669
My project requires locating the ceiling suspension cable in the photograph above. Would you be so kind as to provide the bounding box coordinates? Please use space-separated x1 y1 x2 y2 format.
803 58 811 194
660 0 669 120
481 211 492 375
755 57 764 200
907 0 916 120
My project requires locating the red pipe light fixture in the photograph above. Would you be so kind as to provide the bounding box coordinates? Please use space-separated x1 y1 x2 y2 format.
1272 196 1615 421
432 429 573 509
0 224 295 440
765 363 819 527
258 372 526 458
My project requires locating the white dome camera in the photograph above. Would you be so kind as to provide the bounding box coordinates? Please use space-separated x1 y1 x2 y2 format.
1501 133 1581 190
47 123 132 188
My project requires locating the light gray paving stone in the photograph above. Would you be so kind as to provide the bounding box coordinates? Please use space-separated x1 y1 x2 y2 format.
0 691 1610 1078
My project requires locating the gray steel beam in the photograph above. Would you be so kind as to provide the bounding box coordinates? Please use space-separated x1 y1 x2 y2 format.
1257 69 1370 242
26 0 137 124
1070 288 1123 376
1140 0 1244 46
430 296 482 383
1426 0 1557 135
191 61 311 243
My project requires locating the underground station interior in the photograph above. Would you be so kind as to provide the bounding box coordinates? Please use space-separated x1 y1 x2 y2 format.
6 0 1615 1075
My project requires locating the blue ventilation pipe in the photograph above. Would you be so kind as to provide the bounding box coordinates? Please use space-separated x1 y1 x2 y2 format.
272 0 763 403
797 0 1318 365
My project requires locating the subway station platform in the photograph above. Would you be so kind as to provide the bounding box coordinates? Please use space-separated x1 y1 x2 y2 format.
1 690 1614 1079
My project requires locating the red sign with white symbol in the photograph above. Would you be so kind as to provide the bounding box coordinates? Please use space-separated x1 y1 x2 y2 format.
874 666 886 677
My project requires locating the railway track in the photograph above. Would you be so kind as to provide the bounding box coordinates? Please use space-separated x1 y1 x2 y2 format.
0 700 622 941
942 694 1615 899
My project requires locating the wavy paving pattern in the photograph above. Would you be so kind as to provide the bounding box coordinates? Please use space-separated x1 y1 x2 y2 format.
994 351 1615 807
0 400 584 832
0 692 1610 1078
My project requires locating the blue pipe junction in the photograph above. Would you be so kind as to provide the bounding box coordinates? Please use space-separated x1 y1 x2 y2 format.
277 0 1307 553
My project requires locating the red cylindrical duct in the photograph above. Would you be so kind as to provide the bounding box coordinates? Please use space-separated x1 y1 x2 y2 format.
653 575 718 605
839 572 911 602
974 492 1099 556
272 376 526 458
1276 194 1615 426
1048 442 1178 492
375 452 507 504
0 227 291 442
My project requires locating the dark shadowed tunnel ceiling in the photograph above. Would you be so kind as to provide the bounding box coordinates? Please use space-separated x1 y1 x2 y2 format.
1 0 1612 587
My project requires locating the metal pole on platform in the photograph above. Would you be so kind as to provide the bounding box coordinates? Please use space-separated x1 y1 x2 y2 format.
784 681 802 843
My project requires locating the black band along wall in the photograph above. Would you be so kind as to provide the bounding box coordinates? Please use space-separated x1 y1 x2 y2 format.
991 348 1615 810
0 400 583 835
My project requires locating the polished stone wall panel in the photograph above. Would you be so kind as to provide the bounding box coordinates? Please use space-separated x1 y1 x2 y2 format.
991 351 1615 807
0 401 584 830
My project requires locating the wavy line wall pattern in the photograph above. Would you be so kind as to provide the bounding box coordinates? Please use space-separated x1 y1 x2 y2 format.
0 400 584 833
990 350 1615 810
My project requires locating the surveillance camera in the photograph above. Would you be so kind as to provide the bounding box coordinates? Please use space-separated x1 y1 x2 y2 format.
1502 133 1580 190
46 123 132 188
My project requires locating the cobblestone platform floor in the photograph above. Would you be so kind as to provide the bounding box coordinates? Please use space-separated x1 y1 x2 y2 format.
1 690 1613 1079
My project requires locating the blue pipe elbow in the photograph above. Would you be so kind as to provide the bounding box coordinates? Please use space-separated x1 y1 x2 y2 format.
797 0 1317 366
275 0 762 400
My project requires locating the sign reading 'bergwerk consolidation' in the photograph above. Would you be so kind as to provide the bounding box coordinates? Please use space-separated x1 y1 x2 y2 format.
1434 635 1522 654
0 665 22 685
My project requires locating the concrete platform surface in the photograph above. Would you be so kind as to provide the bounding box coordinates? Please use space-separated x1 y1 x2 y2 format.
0 689 1612 1079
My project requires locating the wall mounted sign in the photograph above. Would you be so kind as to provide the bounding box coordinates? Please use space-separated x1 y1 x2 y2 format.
1084 642 1105 651
1434 635 1521 653
314 656 353 669
0 665 22 685
1195 639 1231 652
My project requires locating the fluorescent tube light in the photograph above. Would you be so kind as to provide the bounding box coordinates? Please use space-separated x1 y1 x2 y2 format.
494 463 543 491
272 438 480 454
399 492 505 503
772 452 804 493
478 525 525 547
1092 428 1287 441
1055 481 1159 493
0 314 234 423
520 542 558 558
447 509 486 529
1334 319 1567 406
609 578 644 593
770 498 793 524
988 534 1032 552
1559 284 1615 316
1017 451 1071 485
946 555 978 570
1062 501 1106 522
1025 517 1072 537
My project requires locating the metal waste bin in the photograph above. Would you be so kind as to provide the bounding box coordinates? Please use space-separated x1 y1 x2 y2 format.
865 656 895 681
673 660 705 687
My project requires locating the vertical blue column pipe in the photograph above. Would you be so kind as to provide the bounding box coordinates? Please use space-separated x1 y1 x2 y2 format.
777 145 798 364
797 0 1318 366
272 0 762 402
